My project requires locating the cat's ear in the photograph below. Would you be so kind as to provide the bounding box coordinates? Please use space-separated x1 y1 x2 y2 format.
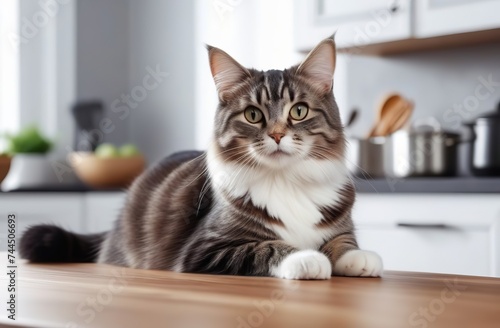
207 45 251 101
296 35 336 94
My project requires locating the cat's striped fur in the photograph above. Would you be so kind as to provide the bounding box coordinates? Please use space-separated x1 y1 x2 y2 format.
20 36 382 279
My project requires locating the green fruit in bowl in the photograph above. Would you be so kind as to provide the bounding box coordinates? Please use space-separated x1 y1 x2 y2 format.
95 143 119 158
119 144 140 157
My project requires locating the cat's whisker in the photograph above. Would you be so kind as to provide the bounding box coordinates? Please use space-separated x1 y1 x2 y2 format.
185 147 251 187
311 144 374 180
305 145 356 184
310 145 380 192
227 148 264 187
196 179 212 216
311 150 356 185
225 153 258 189
306 150 340 184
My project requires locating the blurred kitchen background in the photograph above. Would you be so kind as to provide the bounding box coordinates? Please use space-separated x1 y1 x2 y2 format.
1 0 500 277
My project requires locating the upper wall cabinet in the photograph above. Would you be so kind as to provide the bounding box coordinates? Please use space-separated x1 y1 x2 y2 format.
294 0 412 52
415 0 500 37
295 0 500 55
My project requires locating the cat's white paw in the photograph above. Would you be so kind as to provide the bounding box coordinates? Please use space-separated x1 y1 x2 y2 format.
274 250 332 280
333 250 383 277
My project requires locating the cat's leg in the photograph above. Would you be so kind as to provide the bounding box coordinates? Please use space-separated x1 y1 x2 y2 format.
320 233 383 277
182 240 331 280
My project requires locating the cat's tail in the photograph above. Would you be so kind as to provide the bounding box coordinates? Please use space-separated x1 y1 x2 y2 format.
19 224 106 263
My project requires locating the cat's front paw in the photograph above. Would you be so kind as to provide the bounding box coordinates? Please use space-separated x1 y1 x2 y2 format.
274 250 332 280
333 250 383 277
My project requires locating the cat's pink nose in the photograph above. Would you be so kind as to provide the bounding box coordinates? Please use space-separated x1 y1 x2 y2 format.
268 133 285 144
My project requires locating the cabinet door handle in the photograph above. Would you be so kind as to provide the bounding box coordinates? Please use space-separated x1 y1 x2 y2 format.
397 223 450 229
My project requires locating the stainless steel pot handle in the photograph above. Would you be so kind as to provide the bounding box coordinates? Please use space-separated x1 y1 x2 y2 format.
412 117 442 133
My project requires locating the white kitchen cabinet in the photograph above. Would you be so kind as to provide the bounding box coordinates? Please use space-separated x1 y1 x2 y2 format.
0 192 126 251
353 194 500 277
294 0 412 51
357 226 491 276
0 193 84 251
295 0 500 54
415 0 500 38
84 192 127 233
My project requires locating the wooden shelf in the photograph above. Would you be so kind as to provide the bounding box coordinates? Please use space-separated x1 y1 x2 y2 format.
337 28 500 56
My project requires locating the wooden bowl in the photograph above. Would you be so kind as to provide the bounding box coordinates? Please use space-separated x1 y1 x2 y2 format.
69 152 145 189
0 155 12 185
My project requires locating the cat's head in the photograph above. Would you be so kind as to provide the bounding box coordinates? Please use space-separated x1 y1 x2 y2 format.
207 36 344 169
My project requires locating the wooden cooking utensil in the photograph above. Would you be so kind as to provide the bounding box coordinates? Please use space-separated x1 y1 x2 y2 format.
386 101 414 135
367 94 412 138
377 100 413 136
368 94 401 138
377 101 413 136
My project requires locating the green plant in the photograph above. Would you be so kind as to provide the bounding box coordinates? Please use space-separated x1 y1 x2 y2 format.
5 126 53 154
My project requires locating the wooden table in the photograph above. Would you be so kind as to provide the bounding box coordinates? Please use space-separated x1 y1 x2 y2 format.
1 262 500 328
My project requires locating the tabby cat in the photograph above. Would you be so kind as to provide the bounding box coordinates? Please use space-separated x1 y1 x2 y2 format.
20 36 383 280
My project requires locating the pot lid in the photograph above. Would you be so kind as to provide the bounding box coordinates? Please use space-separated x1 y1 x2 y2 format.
411 117 460 138
410 130 461 139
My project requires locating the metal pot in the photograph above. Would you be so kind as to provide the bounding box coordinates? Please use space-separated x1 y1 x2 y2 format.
358 137 389 178
386 119 460 178
346 137 390 178
464 102 500 176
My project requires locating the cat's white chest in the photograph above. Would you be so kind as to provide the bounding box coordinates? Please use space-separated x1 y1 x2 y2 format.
246 175 343 250
208 152 350 250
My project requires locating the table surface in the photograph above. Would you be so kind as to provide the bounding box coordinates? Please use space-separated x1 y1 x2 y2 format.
1 262 500 328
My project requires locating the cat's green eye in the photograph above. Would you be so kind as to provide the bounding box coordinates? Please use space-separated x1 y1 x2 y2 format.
289 103 309 121
244 106 263 124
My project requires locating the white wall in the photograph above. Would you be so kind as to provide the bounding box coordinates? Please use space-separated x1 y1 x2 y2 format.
0 0 20 140
74 0 200 164
76 0 130 146
128 0 197 164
